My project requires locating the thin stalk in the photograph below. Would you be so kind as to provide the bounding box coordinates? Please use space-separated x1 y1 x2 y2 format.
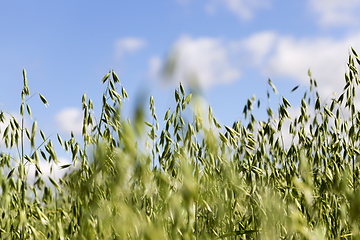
20 107 25 240
21 117 24 166
153 117 155 169
350 107 356 192
195 162 198 237
230 199 233 240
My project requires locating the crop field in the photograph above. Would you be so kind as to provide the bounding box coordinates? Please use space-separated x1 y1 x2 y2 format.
1 48 360 239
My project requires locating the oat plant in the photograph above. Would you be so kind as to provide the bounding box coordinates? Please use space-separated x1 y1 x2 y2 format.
2 48 360 239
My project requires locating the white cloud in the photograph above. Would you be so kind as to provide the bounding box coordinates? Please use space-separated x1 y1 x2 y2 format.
232 31 277 65
115 37 146 59
206 0 270 20
55 108 83 135
162 35 241 89
148 56 163 80
227 30 360 98
308 0 360 27
262 33 360 98
154 31 360 96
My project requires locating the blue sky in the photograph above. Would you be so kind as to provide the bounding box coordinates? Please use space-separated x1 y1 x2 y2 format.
1 0 360 170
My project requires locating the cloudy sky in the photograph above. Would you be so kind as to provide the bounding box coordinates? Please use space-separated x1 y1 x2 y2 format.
1 0 360 166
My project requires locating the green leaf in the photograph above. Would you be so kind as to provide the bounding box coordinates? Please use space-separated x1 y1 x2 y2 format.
112 70 120 84
20 103 24 116
164 108 170 121
337 93 344 104
26 104 32 118
13 118 19 129
291 85 299 92
282 97 291 108
324 106 334 118
40 130 46 142
180 82 185 97
185 93 192 105
352 47 358 57
48 176 61 192
7 167 15 179
301 98 307 109
39 94 49 107
2 126 8 140
354 148 360 155
219 132 229 146
101 72 110 83
121 86 128 99
31 121 37 149
35 207 49 225
24 154 33 163
60 164 71 169
202 199 212 212
0 111 4 123
225 125 239 137
245 144 255 151
23 68 27 84
175 89 180 102
109 80 116 91
25 128 30 141
57 134 63 147
268 79 277 93
145 121 153 127
213 117 222 129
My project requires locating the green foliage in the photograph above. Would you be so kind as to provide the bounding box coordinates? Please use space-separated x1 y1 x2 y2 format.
2 49 360 239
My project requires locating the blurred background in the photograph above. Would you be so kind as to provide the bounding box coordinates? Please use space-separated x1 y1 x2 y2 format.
1 0 359 171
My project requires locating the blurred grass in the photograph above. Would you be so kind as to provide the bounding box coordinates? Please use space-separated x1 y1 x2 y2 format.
2 49 360 239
